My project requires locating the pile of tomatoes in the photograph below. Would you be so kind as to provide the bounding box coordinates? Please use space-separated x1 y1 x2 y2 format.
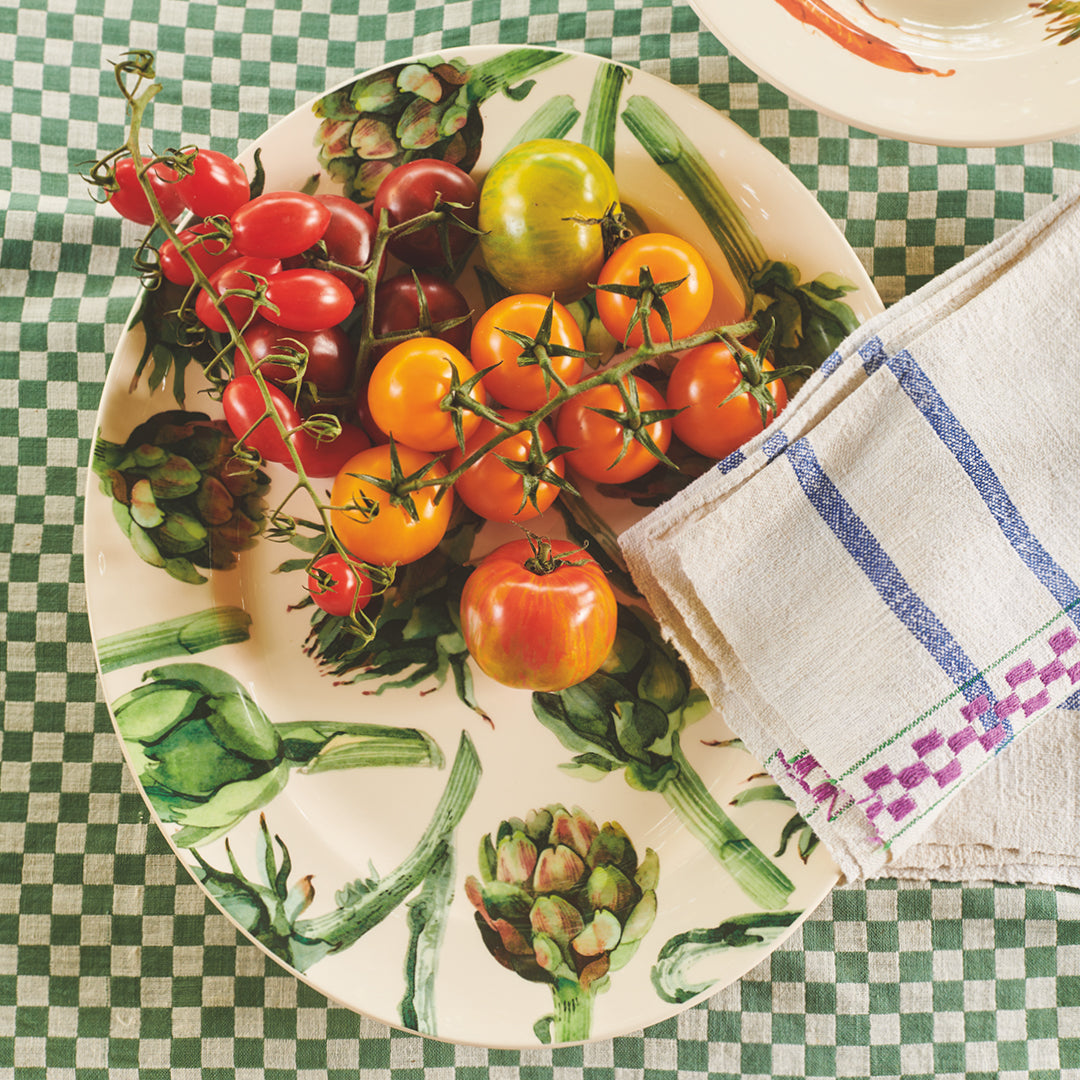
110 142 790 691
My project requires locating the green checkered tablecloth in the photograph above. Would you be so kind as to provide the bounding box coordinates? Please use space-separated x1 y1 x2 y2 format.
3 0 1080 1075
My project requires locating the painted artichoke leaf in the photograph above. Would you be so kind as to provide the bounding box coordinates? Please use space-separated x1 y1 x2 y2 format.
750 260 860 394
126 280 221 406
1034 0 1080 44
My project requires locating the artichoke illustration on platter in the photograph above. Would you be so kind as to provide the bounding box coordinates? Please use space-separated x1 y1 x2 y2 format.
93 410 269 584
465 804 658 1045
313 48 569 200
113 662 443 847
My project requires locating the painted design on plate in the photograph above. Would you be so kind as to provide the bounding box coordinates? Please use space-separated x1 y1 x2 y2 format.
87 47 879 1045
1031 0 1080 43
770 0 1080 73
190 728 480 1032
111 660 445 847
92 410 269 583
465 804 659 1045
770 0 956 75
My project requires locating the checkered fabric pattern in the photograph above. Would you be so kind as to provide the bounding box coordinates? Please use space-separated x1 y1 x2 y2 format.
3 0 1079 1075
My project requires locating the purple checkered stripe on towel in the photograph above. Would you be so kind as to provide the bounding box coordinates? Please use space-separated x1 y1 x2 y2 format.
775 624 1080 848
862 624 1079 836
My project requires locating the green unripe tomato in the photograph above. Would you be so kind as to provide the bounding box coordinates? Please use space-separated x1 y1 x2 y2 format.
477 139 623 301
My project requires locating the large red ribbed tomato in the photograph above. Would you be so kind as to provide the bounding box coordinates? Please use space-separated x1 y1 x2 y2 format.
459 537 617 692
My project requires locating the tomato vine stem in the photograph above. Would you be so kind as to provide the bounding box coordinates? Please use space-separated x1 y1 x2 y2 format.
393 315 759 498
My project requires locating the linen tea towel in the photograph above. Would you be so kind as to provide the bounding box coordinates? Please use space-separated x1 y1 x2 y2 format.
619 188 1080 885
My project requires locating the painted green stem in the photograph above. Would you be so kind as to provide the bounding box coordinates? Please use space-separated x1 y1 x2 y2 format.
96 606 253 672
293 731 480 951
580 62 629 169
400 841 456 1034
621 94 768 303
276 721 444 772
651 910 802 1004
548 977 595 1044
502 95 580 149
464 48 570 103
663 734 794 910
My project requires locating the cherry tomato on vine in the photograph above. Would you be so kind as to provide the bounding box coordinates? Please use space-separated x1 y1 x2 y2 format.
222 374 367 477
195 256 282 332
221 375 307 466
172 149 250 217
330 444 453 567
316 194 383 299
365 338 485 452
477 139 622 301
230 191 331 259
235 317 354 394
307 553 374 618
108 156 186 225
667 342 788 460
447 411 564 523
371 271 472 360
159 222 237 286
372 159 479 268
554 375 673 485
470 294 585 411
459 537 617 692
263 268 354 332
596 233 715 348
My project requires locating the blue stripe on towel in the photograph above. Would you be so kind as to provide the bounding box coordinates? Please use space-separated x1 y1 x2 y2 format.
718 449 745 474
1059 687 1080 710
884 349 1080 629
785 438 998 713
762 430 789 461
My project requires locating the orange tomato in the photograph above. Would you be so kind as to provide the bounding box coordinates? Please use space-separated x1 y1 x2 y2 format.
330 444 452 566
366 337 485 452
470 294 585 411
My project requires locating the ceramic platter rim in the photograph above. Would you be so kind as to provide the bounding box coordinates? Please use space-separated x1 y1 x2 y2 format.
84 45 884 1048
689 0 1080 147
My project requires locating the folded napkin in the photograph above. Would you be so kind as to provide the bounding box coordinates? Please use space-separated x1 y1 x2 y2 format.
620 187 1080 886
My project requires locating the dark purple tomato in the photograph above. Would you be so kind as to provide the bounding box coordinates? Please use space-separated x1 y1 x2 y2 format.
235 317 354 395
299 420 372 478
315 194 384 299
370 271 472 359
372 159 479 268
